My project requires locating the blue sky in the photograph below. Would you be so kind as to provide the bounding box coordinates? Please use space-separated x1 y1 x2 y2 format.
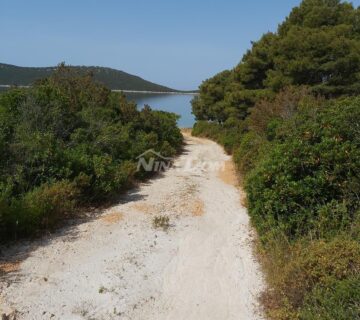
1 0 360 90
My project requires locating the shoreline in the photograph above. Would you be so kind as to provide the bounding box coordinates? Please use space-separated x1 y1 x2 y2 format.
118 90 198 95
0 85 198 95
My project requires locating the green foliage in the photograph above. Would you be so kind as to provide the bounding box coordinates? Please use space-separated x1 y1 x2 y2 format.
233 132 268 174
300 276 360 320
192 70 233 122
1 180 79 238
246 98 360 240
191 1 360 316
192 90 360 319
276 237 360 308
261 236 360 320
192 0 360 125
192 120 246 153
0 64 182 241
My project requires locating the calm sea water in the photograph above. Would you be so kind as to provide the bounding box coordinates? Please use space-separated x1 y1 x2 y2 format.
125 93 196 128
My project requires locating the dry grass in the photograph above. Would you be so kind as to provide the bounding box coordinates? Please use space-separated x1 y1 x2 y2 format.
180 128 192 136
218 160 238 186
239 189 248 208
0 261 21 275
131 202 156 214
101 211 124 224
191 199 205 216
256 236 360 320
182 129 212 145
217 159 249 207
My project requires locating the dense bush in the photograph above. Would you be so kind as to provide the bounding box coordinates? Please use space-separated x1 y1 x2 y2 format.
246 98 360 240
1 180 79 239
300 276 360 320
192 0 360 125
192 120 246 153
0 65 182 241
259 236 360 319
192 2 360 317
233 132 268 174
269 237 359 306
193 91 360 319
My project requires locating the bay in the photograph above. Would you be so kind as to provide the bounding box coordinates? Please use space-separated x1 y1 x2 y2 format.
125 92 196 128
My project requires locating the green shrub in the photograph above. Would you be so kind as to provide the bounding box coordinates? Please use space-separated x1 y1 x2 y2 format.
191 2 360 317
246 99 360 239
193 96 360 320
261 237 360 320
192 120 245 154
248 86 314 138
0 180 79 240
233 131 268 174
300 276 360 320
279 238 360 307
192 121 223 140
0 64 182 242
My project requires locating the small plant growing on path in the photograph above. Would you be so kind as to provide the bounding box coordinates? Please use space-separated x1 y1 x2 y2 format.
152 215 170 230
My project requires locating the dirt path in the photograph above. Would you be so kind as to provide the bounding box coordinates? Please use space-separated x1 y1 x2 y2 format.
0 135 265 320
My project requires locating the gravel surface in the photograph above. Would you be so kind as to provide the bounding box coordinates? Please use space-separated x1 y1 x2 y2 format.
0 134 265 320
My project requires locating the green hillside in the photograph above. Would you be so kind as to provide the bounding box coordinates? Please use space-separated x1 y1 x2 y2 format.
0 63 177 92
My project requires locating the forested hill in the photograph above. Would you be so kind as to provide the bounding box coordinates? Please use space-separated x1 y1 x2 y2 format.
0 63 177 92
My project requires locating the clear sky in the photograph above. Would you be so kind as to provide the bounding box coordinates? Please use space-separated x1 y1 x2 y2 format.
1 0 360 90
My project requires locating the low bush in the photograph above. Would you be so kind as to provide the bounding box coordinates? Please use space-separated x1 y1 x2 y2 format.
191 3 360 316
0 65 183 242
192 92 360 319
192 120 246 154
300 276 360 320
261 237 360 319
246 99 360 239
1 180 79 239
233 132 268 174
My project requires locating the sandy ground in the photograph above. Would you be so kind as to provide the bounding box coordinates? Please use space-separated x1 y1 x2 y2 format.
0 135 265 320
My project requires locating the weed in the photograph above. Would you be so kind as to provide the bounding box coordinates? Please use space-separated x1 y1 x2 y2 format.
152 215 170 230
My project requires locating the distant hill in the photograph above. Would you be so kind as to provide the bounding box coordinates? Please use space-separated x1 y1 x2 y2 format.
0 63 177 92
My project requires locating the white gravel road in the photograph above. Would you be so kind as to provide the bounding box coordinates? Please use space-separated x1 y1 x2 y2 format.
0 134 265 320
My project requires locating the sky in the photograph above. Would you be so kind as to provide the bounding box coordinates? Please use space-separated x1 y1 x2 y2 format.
1 0 360 90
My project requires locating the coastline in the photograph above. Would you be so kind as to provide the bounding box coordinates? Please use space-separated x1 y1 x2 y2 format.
0 85 198 95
